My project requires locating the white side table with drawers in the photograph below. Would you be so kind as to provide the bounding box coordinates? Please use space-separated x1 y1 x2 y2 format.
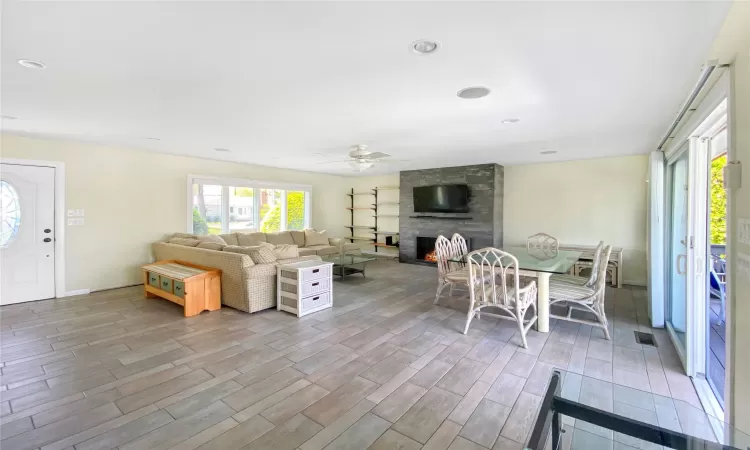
277 260 334 317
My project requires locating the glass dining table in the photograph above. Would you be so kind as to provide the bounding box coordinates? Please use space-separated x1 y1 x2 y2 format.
448 247 582 332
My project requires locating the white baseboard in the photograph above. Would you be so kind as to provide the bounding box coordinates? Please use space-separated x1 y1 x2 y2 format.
624 279 647 287
63 289 91 297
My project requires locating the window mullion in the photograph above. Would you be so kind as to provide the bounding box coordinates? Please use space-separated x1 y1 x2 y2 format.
280 190 287 231
221 186 230 234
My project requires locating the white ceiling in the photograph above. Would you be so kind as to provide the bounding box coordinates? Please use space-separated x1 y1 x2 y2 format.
1 1 731 175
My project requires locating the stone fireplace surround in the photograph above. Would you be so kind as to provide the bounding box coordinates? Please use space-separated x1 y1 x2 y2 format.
399 163 504 265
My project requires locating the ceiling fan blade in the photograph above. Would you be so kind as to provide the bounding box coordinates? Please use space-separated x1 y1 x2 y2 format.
314 152 350 159
365 151 391 159
315 160 352 164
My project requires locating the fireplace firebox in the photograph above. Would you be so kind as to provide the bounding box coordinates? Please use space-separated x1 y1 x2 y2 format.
416 236 438 263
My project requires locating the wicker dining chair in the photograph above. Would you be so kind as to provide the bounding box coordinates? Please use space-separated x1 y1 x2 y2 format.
434 235 471 304
549 245 613 339
464 247 538 348
550 241 604 287
527 232 559 254
450 233 469 271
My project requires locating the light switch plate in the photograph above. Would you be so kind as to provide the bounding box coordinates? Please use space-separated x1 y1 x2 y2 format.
738 253 750 281
739 219 750 245
67 218 84 226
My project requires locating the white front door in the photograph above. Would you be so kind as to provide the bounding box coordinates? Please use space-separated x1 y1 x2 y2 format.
1 163 56 304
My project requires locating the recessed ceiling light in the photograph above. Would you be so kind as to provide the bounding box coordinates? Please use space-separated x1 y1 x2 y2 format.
18 59 46 69
215 148 230 152
1 115 18 120
457 86 491 99
501 118 520 124
540 150 557 155
411 40 440 55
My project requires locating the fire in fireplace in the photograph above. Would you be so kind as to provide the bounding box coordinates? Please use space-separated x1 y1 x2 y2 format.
416 236 438 264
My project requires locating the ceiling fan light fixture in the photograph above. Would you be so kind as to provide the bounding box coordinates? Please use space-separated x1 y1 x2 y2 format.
349 161 374 172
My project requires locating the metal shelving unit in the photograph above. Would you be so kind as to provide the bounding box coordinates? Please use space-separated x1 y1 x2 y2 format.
346 186 399 254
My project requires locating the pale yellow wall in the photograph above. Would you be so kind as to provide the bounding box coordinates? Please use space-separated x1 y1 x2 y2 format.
713 1 750 433
0 134 348 293
503 155 649 285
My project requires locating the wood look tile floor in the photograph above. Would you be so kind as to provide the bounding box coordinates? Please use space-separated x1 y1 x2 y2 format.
0 260 709 450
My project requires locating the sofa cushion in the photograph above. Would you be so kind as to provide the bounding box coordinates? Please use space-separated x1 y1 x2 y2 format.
304 244 338 256
196 242 225 251
248 246 277 264
172 233 198 239
198 234 227 244
266 232 295 246
237 232 266 246
273 244 299 259
168 237 201 247
298 247 318 257
219 233 239 246
304 229 329 246
290 230 306 247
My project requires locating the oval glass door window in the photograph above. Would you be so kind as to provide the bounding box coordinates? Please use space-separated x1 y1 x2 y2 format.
1 180 22 248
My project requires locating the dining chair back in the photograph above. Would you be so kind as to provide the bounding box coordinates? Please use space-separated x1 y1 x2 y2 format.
465 247 538 348
450 233 469 271
527 233 559 253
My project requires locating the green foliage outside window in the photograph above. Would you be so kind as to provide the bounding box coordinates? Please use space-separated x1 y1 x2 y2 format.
192 208 208 235
710 155 727 245
260 191 306 232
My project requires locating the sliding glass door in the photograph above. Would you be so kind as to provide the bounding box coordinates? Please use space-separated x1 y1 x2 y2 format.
667 149 689 358
665 138 709 376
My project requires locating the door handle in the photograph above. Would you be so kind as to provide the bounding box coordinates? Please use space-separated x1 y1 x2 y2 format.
676 254 686 275
43 238 52 243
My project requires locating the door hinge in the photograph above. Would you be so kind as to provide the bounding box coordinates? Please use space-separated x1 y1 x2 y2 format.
689 236 694 249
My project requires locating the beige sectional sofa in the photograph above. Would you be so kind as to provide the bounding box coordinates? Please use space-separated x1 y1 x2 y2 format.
217 230 360 256
151 230 359 313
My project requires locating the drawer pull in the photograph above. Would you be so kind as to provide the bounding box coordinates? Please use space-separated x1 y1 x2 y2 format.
312 269 320 273
313 296 320 301
312 282 319 287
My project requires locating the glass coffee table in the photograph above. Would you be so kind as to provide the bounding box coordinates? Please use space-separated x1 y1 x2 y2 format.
321 254 376 280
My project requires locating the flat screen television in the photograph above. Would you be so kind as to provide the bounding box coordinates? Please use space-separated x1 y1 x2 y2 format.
413 184 470 213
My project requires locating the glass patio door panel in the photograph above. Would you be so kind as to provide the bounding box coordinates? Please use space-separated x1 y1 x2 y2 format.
667 152 689 352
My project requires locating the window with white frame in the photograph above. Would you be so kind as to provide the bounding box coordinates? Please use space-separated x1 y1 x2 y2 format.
188 176 312 235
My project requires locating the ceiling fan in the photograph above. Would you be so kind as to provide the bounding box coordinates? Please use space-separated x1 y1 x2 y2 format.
315 145 407 172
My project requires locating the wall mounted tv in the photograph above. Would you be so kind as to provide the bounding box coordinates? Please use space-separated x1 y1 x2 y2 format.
413 184 470 213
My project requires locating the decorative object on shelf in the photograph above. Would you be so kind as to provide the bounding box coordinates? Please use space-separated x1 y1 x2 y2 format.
142 260 221 317
277 260 334 317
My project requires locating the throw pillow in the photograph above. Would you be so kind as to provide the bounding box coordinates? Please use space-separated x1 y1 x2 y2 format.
168 237 201 247
196 242 225 251
304 229 329 246
273 244 299 259
249 246 277 264
199 235 226 244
